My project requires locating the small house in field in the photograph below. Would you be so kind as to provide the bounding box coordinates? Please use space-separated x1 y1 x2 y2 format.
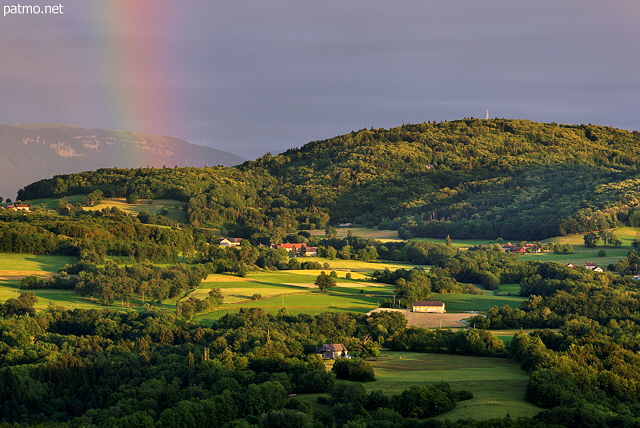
584 262 597 270
218 238 242 247
15 204 30 212
594 267 604 273
304 246 318 257
412 301 446 313
566 263 574 268
315 344 349 359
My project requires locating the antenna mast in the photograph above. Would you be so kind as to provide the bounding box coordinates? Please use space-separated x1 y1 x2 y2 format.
486 109 489 120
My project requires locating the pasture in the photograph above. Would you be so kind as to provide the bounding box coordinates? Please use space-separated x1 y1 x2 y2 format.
364 351 540 420
433 293 526 313
28 194 86 209
0 253 77 279
84 198 188 223
411 237 497 249
311 257 424 274
308 227 400 241
0 279 125 311
28 196 188 223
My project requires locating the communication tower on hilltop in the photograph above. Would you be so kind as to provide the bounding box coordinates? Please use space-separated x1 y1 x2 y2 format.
486 109 489 120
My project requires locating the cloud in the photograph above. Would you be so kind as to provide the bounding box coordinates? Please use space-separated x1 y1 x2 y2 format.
1 0 638 158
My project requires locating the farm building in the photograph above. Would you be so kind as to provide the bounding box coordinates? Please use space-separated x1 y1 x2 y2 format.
218 238 242 247
502 245 526 254
412 301 446 313
304 246 318 257
272 243 305 255
315 344 349 359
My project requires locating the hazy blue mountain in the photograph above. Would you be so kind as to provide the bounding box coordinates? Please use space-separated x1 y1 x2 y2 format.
0 123 246 199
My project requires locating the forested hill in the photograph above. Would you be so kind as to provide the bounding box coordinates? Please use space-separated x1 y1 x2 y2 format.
17 119 640 242
0 123 246 200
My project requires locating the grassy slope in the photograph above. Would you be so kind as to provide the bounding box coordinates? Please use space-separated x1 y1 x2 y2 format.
309 227 400 241
27 196 189 223
365 351 540 420
0 253 77 273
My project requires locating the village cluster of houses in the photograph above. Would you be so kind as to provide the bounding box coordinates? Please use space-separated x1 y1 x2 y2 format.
217 238 318 257
501 243 541 254
0 204 30 212
565 262 604 273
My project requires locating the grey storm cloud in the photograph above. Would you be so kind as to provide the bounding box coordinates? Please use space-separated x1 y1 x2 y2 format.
1 0 638 158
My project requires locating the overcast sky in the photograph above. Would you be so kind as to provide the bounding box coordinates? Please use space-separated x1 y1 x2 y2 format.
1 1 639 159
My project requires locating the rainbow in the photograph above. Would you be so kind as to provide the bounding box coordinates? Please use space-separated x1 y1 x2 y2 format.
59 2 188 165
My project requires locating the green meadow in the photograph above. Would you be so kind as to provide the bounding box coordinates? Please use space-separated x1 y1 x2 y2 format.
411 237 497 249
308 227 400 241
363 351 539 420
83 198 188 223
0 253 77 273
311 257 425 274
27 194 86 209
27 196 188 223
0 279 122 311
433 292 526 313
518 246 628 267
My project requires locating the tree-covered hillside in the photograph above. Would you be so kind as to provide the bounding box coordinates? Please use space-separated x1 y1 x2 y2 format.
17 119 640 241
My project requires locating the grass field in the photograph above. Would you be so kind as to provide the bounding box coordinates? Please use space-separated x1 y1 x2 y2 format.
28 194 86 209
411 237 497 249
28 196 189 223
518 247 628 267
84 198 188 223
0 253 77 274
0 279 131 311
312 257 425 274
497 283 521 296
363 351 540 420
308 227 400 241
433 293 526 313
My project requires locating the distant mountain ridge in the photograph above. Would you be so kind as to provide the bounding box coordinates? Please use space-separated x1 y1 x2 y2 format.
0 123 246 199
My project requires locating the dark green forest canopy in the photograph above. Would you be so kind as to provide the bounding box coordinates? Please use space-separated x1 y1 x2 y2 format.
17 119 640 241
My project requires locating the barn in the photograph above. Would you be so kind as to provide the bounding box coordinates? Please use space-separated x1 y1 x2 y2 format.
412 301 446 313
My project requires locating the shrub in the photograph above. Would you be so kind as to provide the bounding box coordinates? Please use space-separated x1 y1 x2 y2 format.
331 358 375 382
20 275 46 289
